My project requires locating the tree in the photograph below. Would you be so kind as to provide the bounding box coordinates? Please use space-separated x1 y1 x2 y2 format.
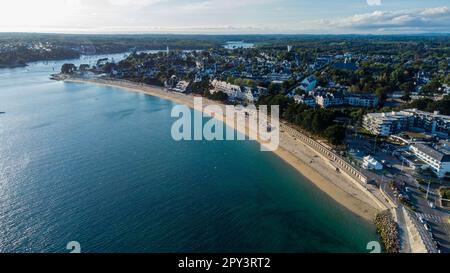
206 91 228 102
79 64 90 72
421 80 442 94
61 63 77 74
324 125 346 145
375 87 390 102
268 83 282 95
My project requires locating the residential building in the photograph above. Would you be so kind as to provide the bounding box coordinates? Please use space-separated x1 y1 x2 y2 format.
298 76 317 92
363 109 450 137
172 81 190 93
211 80 243 101
346 94 379 108
316 92 345 108
410 143 450 177
294 95 317 108
211 80 266 103
363 111 415 136
406 109 450 138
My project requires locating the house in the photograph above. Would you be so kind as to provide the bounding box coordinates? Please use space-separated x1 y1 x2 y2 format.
298 76 317 92
241 86 264 103
294 95 317 108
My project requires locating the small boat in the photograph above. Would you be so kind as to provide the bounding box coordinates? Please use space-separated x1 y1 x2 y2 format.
0 112 5 114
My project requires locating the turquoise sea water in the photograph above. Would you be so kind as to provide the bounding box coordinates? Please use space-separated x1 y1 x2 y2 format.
0 55 377 253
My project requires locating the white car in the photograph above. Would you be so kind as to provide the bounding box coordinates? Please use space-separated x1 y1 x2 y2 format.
429 202 436 209
424 223 431 232
419 217 425 224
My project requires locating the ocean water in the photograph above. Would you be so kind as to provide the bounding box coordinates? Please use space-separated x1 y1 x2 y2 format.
0 56 377 253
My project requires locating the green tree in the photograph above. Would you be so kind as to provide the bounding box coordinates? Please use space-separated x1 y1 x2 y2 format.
61 63 76 74
324 125 346 145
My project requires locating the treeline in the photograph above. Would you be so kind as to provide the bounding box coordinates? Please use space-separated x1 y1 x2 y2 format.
0 33 222 67
400 96 450 115
258 94 347 145
0 46 79 68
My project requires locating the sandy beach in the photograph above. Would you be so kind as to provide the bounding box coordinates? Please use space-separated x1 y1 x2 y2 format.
64 77 382 221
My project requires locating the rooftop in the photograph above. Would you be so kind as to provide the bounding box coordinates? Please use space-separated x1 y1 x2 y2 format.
412 143 450 162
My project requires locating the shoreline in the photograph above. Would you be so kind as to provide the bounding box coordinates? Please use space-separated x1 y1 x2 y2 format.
62 77 382 221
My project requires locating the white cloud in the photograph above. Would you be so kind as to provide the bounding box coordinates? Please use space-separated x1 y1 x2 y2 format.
316 6 450 33
108 0 161 7
367 0 382 6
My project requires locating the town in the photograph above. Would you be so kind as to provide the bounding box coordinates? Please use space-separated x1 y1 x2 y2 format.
56 36 450 253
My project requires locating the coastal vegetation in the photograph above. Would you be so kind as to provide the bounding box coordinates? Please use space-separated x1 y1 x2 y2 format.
258 95 347 145
0 33 221 68
374 211 400 253
0 46 79 68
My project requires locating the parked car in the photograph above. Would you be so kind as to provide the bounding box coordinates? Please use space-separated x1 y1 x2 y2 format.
419 217 425 224
429 202 436 209
424 223 431 232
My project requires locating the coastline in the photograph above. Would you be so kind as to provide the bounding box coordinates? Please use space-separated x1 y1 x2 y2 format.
63 77 382 221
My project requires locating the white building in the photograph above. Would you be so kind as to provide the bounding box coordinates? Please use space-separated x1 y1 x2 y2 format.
410 143 450 177
363 109 450 137
363 156 383 171
211 80 243 101
363 111 415 136
210 80 266 103
172 81 190 93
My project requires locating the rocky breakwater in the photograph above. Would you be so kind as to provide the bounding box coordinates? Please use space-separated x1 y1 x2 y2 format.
375 210 400 253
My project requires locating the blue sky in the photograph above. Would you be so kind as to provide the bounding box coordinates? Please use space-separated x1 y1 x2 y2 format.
0 0 449 34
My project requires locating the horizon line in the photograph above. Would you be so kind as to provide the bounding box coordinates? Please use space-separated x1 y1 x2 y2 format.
1 31 450 36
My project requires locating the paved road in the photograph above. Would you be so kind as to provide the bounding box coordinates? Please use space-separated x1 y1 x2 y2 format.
381 173 450 253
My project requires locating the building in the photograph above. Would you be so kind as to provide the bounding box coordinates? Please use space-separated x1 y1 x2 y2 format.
172 81 190 93
363 109 450 137
346 94 379 108
298 76 317 92
363 155 383 170
363 111 415 136
410 143 450 177
407 109 450 138
241 86 266 103
211 80 266 103
294 95 317 108
211 80 243 101
316 92 345 108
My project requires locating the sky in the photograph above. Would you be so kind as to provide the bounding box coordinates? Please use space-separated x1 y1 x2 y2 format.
0 0 449 34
